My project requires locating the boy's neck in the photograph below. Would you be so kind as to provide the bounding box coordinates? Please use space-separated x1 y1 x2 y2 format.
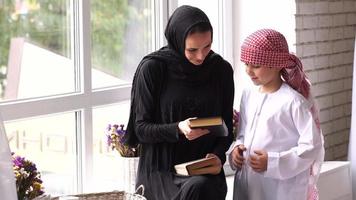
259 78 283 94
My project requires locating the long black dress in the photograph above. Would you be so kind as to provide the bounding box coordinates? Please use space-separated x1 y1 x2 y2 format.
124 5 234 200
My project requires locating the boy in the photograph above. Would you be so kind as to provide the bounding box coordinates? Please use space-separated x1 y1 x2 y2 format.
229 29 324 200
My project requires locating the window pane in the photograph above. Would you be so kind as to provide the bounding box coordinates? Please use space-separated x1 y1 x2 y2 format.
91 0 153 88
92 102 130 192
5 112 77 196
0 0 74 101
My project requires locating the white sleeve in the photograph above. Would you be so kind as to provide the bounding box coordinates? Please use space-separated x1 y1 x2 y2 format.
235 101 246 146
264 99 324 180
236 89 248 146
229 91 247 170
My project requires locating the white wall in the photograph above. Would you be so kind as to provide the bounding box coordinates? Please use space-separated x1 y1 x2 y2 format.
295 0 355 161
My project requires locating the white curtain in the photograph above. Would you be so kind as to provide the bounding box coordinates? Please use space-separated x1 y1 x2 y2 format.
348 35 356 200
0 114 17 200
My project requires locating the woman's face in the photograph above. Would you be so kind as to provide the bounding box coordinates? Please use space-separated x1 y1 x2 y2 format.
184 31 212 65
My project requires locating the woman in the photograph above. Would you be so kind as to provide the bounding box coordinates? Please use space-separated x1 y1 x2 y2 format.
124 5 234 200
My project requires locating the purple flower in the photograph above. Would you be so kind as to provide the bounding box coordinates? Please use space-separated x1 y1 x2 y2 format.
12 153 44 199
107 134 113 146
106 124 112 131
119 124 124 130
13 156 25 168
106 123 140 157
119 136 125 144
37 178 43 184
116 129 126 136
26 162 37 172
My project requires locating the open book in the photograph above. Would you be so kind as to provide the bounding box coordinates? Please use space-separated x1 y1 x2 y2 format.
174 157 220 176
189 116 228 136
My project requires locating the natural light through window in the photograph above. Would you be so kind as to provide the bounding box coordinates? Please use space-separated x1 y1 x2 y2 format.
91 101 131 192
5 112 77 196
0 0 73 101
90 0 154 89
0 0 156 194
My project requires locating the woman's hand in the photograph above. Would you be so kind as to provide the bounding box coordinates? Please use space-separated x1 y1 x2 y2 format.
178 118 210 140
205 153 222 175
248 149 268 173
231 144 246 169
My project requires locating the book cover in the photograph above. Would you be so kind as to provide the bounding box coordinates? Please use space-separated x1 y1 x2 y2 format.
189 116 228 136
174 157 220 176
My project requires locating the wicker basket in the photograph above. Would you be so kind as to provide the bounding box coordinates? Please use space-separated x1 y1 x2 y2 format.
52 185 146 200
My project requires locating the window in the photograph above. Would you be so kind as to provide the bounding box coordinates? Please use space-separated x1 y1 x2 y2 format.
0 0 161 194
0 0 74 100
5 113 77 195
0 0 233 194
91 102 130 192
90 0 154 89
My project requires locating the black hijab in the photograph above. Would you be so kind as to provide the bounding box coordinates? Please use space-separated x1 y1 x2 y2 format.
124 5 223 147
164 5 213 56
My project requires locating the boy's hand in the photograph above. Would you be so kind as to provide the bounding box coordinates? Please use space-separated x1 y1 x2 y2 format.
249 149 268 172
231 144 246 169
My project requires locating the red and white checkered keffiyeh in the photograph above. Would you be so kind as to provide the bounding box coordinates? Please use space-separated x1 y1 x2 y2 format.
240 29 310 99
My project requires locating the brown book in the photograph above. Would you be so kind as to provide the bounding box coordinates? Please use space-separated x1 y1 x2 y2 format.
189 116 228 136
174 157 220 176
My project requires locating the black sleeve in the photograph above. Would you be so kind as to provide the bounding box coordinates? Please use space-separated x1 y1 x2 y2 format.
134 60 180 144
212 61 235 164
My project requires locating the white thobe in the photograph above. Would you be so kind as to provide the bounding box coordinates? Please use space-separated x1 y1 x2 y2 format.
230 83 324 200
0 114 17 200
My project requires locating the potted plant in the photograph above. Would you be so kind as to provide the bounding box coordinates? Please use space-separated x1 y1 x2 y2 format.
106 124 140 192
12 153 45 200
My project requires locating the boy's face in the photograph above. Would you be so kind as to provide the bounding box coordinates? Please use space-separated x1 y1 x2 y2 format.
185 31 212 66
245 64 281 86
